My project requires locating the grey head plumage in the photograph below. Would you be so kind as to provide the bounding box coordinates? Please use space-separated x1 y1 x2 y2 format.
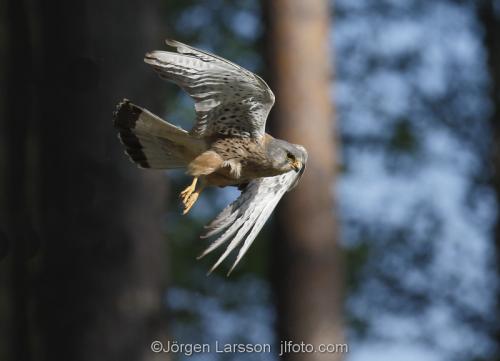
266 138 308 189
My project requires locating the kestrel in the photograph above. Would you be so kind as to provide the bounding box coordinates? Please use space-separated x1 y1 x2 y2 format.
113 40 307 274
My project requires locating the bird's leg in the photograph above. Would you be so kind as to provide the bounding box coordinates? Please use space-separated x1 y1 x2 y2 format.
180 177 204 214
180 177 197 200
182 185 204 215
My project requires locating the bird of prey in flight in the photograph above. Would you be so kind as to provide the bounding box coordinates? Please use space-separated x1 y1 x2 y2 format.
113 40 307 274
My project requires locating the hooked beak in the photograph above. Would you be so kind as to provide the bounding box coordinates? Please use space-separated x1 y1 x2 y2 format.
291 160 302 172
288 161 306 191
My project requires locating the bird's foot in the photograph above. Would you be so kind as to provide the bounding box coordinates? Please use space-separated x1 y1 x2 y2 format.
182 189 203 215
180 177 197 199
180 177 203 214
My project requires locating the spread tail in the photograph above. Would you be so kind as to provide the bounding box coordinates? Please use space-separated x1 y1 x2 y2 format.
113 99 201 169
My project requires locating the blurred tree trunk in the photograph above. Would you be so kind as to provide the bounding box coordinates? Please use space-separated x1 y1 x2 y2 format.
2 0 35 361
478 1 500 360
35 1 169 361
264 1 345 360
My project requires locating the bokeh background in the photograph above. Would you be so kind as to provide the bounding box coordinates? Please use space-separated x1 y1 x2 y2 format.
1 0 499 361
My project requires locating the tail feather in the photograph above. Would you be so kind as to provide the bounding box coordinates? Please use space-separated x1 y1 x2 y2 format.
113 99 199 169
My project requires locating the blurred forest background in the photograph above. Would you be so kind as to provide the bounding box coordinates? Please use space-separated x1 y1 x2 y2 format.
1 0 500 361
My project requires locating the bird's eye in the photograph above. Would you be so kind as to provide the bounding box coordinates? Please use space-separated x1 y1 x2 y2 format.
287 153 295 161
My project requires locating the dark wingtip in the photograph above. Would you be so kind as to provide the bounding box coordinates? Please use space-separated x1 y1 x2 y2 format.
113 99 150 168
112 99 129 122
113 99 142 130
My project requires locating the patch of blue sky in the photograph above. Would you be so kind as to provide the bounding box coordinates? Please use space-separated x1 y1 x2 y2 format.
337 2 492 356
159 91 195 131
339 150 422 227
365 69 412 117
337 101 386 137
340 127 492 283
175 5 213 34
374 20 422 55
349 342 443 361
229 9 261 40
370 22 416 50
348 284 493 360
166 273 276 361
334 0 369 13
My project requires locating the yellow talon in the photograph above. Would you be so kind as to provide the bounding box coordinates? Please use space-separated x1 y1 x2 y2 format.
179 177 203 214
180 177 197 199
182 191 200 214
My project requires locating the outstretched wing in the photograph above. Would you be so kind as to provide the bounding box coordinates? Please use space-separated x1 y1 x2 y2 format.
198 170 302 275
144 39 275 139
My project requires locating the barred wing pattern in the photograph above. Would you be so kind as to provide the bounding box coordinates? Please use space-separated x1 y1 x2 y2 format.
144 39 275 139
198 171 300 275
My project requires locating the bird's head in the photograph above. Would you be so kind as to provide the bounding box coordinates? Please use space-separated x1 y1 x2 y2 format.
266 139 308 188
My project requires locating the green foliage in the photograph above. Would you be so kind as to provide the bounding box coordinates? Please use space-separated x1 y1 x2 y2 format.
345 242 370 293
388 120 419 154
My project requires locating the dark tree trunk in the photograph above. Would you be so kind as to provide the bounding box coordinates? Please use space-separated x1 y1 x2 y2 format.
478 2 500 360
3 0 35 360
35 1 169 361
264 1 345 360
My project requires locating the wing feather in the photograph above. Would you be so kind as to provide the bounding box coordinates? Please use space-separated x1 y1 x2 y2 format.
198 171 300 275
144 40 275 139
